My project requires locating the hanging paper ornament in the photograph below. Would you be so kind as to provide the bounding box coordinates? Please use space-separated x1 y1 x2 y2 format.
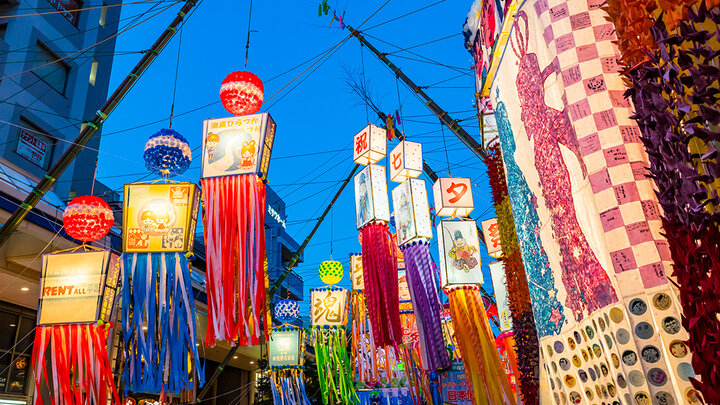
269 323 310 405
200 113 276 346
121 182 204 396
432 177 474 217
33 250 122 405
220 71 264 116
63 195 114 242
353 124 387 166
310 286 357 405
389 140 422 183
143 128 192 177
318 260 343 285
274 299 300 324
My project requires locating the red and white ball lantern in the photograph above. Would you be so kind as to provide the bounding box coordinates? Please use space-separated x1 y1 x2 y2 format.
63 195 114 242
219 71 264 116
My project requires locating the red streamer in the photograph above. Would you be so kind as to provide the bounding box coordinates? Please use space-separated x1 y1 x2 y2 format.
360 223 402 346
201 174 267 346
31 324 119 405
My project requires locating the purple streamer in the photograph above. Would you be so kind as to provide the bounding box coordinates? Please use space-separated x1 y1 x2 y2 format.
402 242 451 371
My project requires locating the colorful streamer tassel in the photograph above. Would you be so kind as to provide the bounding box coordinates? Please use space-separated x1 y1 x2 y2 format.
360 223 402 346
201 174 267 346
270 369 311 405
313 329 359 405
447 288 515 405
400 242 450 371
121 253 204 395
32 324 120 405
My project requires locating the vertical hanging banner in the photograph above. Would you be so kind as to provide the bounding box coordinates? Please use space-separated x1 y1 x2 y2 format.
489 261 511 332
200 112 275 347
490 0 699 402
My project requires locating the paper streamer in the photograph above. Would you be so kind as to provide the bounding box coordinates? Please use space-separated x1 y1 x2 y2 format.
201 174 267 346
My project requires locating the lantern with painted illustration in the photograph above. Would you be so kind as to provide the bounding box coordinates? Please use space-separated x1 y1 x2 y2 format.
353 124 386 165
220 71 264 116
63 195 114 242
32 250 122 405
392 177 450 371
269 300 310 405
353 163 401 347
121 179 204 394
437 220 483 289
200 112 276 347
389 140 422 183
433 177 474 217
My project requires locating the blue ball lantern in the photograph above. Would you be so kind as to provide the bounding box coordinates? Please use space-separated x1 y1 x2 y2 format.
274 299 300 324
143 128 192 177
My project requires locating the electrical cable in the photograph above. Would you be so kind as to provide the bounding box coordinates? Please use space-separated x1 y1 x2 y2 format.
363 0 448 31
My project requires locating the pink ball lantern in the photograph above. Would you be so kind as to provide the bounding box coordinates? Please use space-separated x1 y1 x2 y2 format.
63 196 114 242
219 71 264 116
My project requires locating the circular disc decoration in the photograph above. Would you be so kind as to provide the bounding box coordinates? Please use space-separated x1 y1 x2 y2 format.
220 71 264 116
318 260 343 285
63 196 114 242
274 299 300 324
143 128 192 177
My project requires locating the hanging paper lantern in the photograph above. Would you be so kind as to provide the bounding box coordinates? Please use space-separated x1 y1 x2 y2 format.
143 128 192 177
63 195 114 242
318 260 343 285
220 71 264 116
274 299 300 324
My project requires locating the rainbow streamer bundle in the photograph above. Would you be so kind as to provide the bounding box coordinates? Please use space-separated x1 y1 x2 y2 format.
200 112 276 346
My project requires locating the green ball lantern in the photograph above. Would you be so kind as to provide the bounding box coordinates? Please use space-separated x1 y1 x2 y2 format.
319 260 344 285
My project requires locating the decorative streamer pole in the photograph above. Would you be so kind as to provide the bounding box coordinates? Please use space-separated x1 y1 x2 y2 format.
200 74 275 346
434 179 515 404
120 129 203 397
310 261 358 405
389 140 450 372
604 1 720 401
269 299 310 405
352 124 402 346
32 198 120 405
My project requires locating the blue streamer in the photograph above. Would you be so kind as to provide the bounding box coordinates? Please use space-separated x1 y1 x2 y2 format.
122 252 205 395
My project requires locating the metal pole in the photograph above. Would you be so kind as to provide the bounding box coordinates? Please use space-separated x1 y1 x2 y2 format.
346 25 487 160
0 0 201 248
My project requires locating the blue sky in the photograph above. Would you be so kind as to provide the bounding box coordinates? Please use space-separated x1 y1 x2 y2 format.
97 0 498 319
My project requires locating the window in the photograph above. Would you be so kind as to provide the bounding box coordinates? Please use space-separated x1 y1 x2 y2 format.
89 59 98 86
33 42 69 95
16 118 54 169
99 3 107 27
0 304 35 396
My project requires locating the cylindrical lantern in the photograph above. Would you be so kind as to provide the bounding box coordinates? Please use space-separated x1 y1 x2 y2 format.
220 71 264 116
143 128 192 177
319 260 343 285
63 195 114 242
274 299 300 324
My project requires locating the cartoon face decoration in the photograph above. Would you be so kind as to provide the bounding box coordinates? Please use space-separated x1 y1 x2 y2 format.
622 350 638 366
641 345 661 363
654 391 675 405
617 373 627 388
635 392 651 405
635 321 654 339
662 316 681 334
138 199 177 236
578 369 588 383
559 357 570 371
628 298 647 316
653 293 672 310
647 368 668 387
669 340 688 358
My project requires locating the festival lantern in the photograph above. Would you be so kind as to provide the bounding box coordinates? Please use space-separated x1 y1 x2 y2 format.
480 217 503 259
353 124 386 166
32 249 121 405
63 195 114 242
143 128 192 177
350 253 364 291
121 185 203 395
389 140 422 183
434 182 515 403
220 71 264 116
310 261 357 405
390 176 449 371
121 132 204 396
269 300 310 405
432 177 474 217
354 163 401 347
392 178 432 245
200 112 276 346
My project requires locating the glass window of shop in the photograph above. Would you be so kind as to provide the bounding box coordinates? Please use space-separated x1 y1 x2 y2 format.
0 303 36 396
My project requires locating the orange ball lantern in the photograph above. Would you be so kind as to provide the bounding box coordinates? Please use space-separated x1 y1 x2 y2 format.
219 71 264 116
63 196 114 242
